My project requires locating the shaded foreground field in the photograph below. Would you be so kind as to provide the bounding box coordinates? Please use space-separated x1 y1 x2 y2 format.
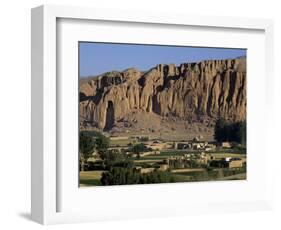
80 167 246 186
80 171 104 187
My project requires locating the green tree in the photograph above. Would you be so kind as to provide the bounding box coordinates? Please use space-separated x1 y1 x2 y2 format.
99 149 129 168
80 130 109 153
214 118 246 145
214 118 227 142
131 143 147 154
79 131 110 170
95 133 109 154
101 168 175 185
236 121 246 145
101 167 139 185
79 132 95 171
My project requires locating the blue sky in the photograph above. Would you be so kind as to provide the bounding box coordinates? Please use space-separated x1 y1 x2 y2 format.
79 42 246 77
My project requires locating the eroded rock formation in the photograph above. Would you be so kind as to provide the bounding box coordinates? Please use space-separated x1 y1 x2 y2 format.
80 57 246 131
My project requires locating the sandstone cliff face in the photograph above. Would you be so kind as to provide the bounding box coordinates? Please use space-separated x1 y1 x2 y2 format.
80 57 246 131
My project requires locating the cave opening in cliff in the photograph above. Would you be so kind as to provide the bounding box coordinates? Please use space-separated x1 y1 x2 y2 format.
104 100 114 131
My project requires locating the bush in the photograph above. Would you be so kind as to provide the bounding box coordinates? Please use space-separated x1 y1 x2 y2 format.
101 168 175 185
140 171 175 184
101 167 140 185
99 149 132 169
131 143 147 153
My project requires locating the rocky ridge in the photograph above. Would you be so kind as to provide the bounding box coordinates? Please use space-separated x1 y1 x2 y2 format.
80 57 246 137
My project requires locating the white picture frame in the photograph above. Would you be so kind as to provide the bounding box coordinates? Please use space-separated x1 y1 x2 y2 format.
31 5 274 225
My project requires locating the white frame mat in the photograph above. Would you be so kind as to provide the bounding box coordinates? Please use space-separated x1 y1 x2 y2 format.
31 5 274 225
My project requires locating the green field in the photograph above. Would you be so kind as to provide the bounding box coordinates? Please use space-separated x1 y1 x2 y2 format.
109 138 138 147
137 150 246 160
173 167 246 182
80 171 105 187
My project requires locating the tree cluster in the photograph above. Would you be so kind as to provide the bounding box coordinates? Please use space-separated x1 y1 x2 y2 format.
79 131 110 171
131 143 148 153
214 118 246 145
99 149 134 169
101 167 175 185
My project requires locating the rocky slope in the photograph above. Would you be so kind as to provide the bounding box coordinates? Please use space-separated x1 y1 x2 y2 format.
80 57 246 138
